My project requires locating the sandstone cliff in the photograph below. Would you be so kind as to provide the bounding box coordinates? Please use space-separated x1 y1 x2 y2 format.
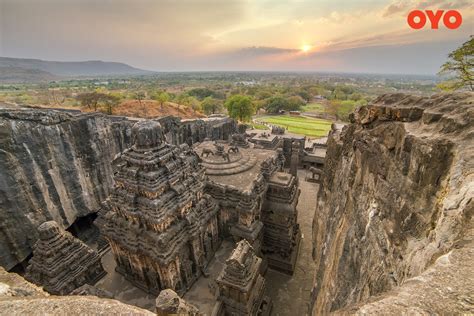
311 93 473 314
0 108 236 270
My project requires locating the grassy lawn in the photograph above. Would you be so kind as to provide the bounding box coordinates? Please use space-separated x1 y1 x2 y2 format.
301 102 325 113
257 115 331 137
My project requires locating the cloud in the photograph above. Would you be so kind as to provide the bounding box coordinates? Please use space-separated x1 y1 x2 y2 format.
382 0 474 17
382 1 410 17
235 46 299 57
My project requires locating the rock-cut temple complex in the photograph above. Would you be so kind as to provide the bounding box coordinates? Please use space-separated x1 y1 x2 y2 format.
102 121 220 295
1 93 472 316
102 120 301 304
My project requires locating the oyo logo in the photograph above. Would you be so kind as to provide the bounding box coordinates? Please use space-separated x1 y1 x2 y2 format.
407 10 462 29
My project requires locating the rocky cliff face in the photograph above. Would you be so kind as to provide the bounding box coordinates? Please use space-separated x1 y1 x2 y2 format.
311 93 473 314
0 110 133 270
0 108 237 270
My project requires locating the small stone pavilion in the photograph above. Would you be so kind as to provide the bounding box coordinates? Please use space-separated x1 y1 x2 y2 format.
25 221 105 295
102 121 220 295
215 240 272 316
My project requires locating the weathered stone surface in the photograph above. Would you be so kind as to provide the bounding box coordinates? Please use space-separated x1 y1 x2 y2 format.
156 289 200 316
337 228 474 315
311 93 474 314
0 109 132 270
0 266 154 315
158 116 236 146
0 108 237 270
25 221 105 295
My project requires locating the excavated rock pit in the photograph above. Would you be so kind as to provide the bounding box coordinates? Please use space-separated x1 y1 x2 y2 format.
0 93 472 315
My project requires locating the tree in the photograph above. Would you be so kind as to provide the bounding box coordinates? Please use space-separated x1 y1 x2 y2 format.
134 91 147 117
201 97 223 115
102 94 121 115
134 91 146 105
286 95 305 111
187 87 216 100
76 92 103 111
264 96 304 113
188 96 201 114
438 36 473 91
225 95 254 122
265 96 289 113
153 91 170 110
296 90 312 102
326 100 341 120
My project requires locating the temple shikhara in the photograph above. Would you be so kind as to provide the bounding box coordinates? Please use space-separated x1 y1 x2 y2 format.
102 121 220 295
25 221 105 295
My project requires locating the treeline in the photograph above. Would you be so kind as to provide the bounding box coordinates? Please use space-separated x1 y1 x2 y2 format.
1 77 370 121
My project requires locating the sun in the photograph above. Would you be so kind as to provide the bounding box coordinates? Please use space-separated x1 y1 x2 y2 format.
301 44 312 53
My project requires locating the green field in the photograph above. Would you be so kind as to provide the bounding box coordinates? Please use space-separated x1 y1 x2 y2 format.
257 115 331 137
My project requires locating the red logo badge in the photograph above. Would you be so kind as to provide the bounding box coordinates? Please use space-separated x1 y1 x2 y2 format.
407 10 462 29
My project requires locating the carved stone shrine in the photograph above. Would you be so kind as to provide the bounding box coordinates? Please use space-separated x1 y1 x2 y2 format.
25 221 105 295
216 240 272 316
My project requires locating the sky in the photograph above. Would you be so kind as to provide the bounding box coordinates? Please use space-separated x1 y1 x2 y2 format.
0 0 472 75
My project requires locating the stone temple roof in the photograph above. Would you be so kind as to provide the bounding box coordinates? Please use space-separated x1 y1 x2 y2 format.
195 141 277 192
216 240 261 292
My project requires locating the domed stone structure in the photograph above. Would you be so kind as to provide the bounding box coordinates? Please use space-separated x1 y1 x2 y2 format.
131 120 165 149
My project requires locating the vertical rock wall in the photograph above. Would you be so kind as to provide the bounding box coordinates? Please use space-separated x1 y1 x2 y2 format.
310 93 473 314
0 110 132 270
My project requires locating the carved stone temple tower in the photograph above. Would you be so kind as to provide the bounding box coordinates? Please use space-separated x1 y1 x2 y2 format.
25 221 105 295
102 120 220 295
216 240 272 316
262 172 301 274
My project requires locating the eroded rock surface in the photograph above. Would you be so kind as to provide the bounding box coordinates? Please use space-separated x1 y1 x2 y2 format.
0 109 132 270
311 93 473 314
0 267 153 315
156 289 200 316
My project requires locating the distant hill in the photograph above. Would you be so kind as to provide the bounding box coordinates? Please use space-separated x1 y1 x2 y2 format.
0 57 152 82
0 66 59 83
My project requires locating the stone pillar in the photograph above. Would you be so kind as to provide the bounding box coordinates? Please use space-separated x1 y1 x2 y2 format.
290 141 299 177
